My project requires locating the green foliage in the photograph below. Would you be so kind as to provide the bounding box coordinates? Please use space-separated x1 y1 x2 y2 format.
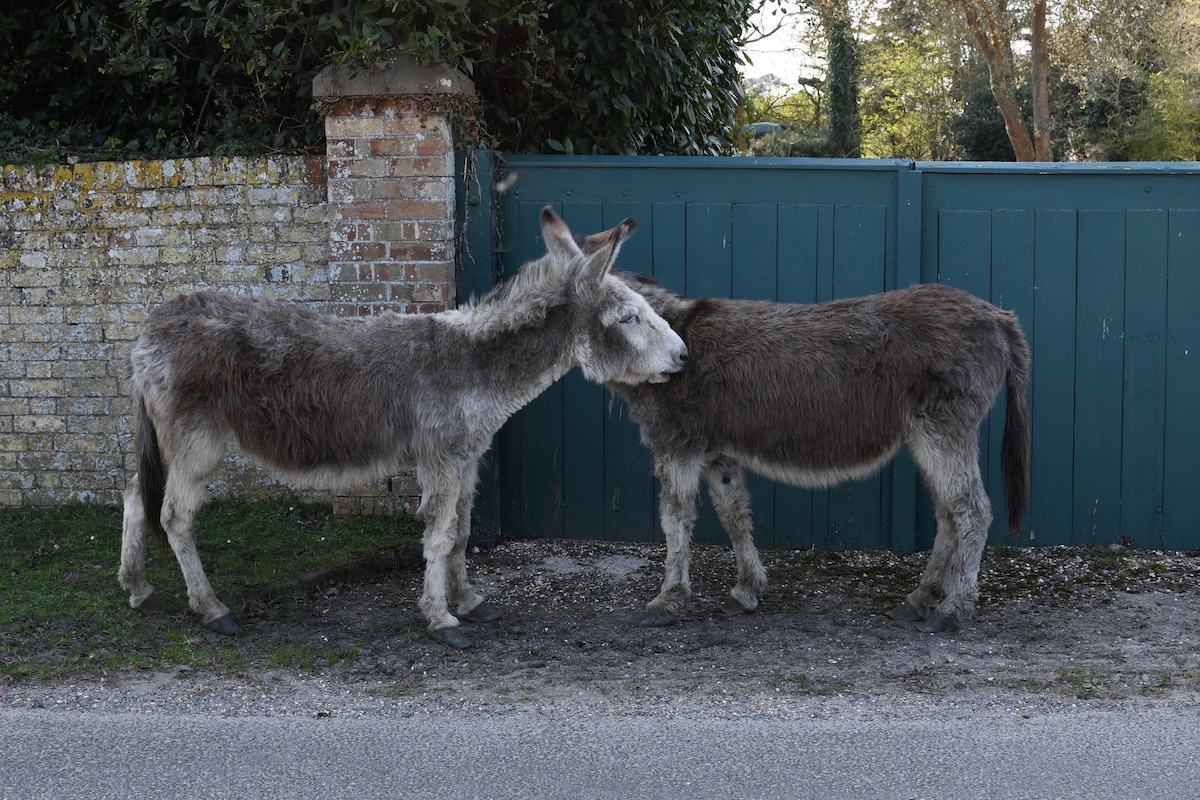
951 67 1022 161
0 0 754 163
746 127 831 157
0 500 421 680
857 14 963 160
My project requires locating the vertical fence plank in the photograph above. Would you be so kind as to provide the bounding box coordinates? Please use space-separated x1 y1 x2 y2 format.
1029 209 1078 544
1072 210 1126 545
732 204 779 301
824 205 890 549
603 201 659 543
651 202 687 290
774 204 821 549
777 205 820 305
937 209 996 521
685 203 733 298
500 201 567 538
1162 209 1200 549
683 203 734 543
988 210 1036 544
560 202 606 540
1121 210 1168 547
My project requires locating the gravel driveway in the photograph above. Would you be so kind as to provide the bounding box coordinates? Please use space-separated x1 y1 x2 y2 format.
5 537 1200 718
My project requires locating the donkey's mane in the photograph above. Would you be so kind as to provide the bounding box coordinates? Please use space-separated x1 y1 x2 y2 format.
457 250 587 334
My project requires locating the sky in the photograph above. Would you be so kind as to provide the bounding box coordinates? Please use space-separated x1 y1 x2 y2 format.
739 2 813 87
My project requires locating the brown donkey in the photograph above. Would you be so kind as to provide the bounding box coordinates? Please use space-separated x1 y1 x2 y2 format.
119 208 687 648
605 271 1030 634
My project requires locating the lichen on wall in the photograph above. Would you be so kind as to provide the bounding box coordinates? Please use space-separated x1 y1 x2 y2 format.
0 156 332 506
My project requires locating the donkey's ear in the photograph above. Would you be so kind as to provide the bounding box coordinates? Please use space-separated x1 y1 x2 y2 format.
540 207 584 259
580 217 637 283
576 217 637 256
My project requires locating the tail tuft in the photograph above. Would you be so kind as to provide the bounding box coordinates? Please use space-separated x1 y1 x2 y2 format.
1001 317 1031 537
135 395 169 549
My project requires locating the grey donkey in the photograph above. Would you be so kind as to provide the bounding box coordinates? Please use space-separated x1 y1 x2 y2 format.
119 208 687 648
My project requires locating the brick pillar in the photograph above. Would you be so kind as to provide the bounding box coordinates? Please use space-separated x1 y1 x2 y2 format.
313 58 475 514
313 57 474 316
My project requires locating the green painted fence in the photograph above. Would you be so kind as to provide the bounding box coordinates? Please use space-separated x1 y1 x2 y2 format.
457 155 1200 551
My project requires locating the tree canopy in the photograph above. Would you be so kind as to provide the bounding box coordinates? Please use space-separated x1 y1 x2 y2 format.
744 0 1200 162
0 0 755 163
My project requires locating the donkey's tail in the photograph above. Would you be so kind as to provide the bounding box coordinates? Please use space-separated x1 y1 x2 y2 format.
1001 315 1032 537
134 393 169 548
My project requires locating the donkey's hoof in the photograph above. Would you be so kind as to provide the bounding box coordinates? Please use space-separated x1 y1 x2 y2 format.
459 601 501 624
919 612 959 634
888 602 923 623
428 626 473 649
721 597 755 616
636 609 679 628
206 615 241 636
133 592 165 614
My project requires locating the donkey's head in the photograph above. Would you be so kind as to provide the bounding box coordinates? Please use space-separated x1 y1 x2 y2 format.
541 207 687 385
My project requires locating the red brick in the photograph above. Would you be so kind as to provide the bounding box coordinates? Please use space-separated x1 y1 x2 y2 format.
347 242 386 261
416 137 448 157
386 201 445 221
305 155 328 184
390 243 435 262
370 138 401 157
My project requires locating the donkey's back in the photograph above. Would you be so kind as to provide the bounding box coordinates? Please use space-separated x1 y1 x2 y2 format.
633 282 1021 485
130 290 431 480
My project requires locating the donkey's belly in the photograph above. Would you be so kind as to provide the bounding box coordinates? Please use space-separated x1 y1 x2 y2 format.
735 441 902 489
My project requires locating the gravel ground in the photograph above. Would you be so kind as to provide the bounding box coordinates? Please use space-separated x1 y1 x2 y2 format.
5 538 1200 719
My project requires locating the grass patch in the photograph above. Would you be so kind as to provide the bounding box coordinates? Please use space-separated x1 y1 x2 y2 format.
0 499 422 681
1056 666 1113 698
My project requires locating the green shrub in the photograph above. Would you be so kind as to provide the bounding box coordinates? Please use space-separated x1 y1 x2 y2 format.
0 0 754 163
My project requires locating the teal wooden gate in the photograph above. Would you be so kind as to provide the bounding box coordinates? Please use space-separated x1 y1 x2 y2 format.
457 156 1200 551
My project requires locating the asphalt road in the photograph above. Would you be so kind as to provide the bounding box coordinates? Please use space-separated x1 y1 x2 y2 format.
3 703 1198 799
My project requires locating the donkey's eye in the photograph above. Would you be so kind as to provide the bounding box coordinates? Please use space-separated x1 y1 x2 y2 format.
620 313 639 324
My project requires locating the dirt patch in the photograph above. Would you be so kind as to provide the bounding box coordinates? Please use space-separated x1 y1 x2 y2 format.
243 538 1200 703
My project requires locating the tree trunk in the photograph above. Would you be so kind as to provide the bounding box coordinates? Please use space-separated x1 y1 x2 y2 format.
952 0 1038 161
825 12 861 157
1030 0 1053 160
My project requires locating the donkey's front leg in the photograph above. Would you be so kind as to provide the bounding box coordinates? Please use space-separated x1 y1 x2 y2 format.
639 454 703 627
448 468 499 625
703 457 767 616
417 464 473 648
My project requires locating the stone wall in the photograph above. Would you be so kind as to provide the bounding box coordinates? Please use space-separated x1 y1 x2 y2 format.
0 57 473 511
0 156 332 506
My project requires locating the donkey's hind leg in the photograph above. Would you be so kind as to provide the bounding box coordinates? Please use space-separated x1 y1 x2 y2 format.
161 469 237 634
898 431 993 633
704 457 767 616
639 453 704 627
118 473 164 614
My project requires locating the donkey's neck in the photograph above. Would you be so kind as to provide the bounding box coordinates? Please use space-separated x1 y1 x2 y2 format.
446 302 580 411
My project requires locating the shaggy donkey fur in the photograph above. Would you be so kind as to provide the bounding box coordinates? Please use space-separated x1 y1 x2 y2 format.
605 272 1030 634
119 208 687 649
